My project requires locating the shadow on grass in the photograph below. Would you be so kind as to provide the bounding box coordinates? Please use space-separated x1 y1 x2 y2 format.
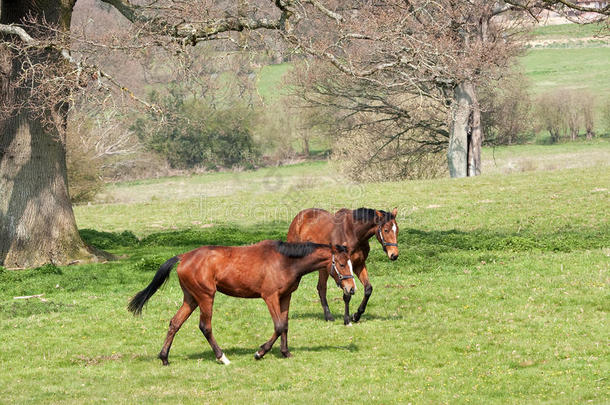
291 311 405 322
184 342 359 361
80 223 608 254
80 221 290 250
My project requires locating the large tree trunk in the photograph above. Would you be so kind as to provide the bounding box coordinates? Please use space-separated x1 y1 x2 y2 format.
447 82 470 178
0 110 94 267
0 0 108 268
447 81 482 178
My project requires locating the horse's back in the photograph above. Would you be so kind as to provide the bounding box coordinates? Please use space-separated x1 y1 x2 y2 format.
287 208 334 243
177 242 282 298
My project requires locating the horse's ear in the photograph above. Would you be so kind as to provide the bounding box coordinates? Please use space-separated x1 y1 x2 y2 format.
375 210 384 219
391 207 398 218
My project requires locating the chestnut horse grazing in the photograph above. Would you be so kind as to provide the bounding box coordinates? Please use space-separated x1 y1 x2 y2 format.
287 207 399 325
128 240 356 365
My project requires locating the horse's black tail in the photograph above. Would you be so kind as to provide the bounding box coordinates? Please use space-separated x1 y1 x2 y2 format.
128 256 180 316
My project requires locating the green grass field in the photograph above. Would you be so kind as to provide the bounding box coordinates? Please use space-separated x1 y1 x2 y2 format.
531 22 607 38
521 47 610 96
2 141 609 403
256 63 293 104
2 23 609 404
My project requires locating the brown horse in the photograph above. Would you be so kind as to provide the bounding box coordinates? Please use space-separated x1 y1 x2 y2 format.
287 207 399 325
128 240 356 365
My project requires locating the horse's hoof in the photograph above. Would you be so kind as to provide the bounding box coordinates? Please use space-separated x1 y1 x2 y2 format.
282 351 292 358
351 313 361 323
254 351 263 360
325 314 335 322
216 353 231 365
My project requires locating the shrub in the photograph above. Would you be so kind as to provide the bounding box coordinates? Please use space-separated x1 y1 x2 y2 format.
32 263 63 275
481 73 533 145
601 99 610 136
535 89 597 143
80 229 139 249
66 108 142 202
132 86 260 170
66 122 104 203
332 127 447 182
131 255 168 273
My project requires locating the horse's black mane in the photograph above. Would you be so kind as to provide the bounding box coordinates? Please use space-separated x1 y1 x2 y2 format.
273 241 347 258
352 207 394 224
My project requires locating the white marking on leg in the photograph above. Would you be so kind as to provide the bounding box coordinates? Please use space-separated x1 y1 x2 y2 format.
346 322 353 327
217 353 230 365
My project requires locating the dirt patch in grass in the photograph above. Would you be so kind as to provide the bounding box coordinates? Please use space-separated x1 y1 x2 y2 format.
72 353 123 366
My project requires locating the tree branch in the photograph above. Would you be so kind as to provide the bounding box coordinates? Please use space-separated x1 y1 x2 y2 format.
504 0 610 15
99 0 295 42
0 23 157 112
0 23 35 43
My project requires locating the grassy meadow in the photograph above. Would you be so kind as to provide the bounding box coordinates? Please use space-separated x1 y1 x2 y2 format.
2 140 609 403
1 22 609 404
521 46 610 97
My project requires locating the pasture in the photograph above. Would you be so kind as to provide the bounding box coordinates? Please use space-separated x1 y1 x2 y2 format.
1 141 608 403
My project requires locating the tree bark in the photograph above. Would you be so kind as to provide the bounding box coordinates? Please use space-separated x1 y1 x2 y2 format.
448 82 470 178
468 83 482 177
302 136 310 156
0 0 108 268
0 109 93 267
448 81 482 178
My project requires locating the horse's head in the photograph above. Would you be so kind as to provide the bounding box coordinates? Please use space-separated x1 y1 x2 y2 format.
375 208 399 261
329 244 357 296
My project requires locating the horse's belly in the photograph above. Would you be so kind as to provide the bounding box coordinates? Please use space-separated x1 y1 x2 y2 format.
216 283 261 299
215 274 264 298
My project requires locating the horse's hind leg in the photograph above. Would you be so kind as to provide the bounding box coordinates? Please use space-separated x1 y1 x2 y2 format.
317 269 334 321
197 294 229 364
255 294 284 360
352 265 372 323
159 290 198 366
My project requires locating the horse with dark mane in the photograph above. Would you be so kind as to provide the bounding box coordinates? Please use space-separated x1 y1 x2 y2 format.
128 240 356 365
287 207 399 325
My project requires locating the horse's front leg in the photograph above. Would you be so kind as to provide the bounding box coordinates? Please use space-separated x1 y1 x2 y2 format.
343 292 352 326
255 294 284 360
352 265 372 323
279 294 292 358
317 269 334 321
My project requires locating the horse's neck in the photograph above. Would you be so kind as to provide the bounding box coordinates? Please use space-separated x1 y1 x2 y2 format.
333 210 359 246
293 251 330 277
353 220 377 242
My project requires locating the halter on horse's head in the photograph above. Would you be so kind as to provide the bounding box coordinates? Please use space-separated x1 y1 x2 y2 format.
374 208 399 261
329 244 356 295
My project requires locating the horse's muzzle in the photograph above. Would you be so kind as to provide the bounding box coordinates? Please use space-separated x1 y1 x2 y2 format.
390 253 398 261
